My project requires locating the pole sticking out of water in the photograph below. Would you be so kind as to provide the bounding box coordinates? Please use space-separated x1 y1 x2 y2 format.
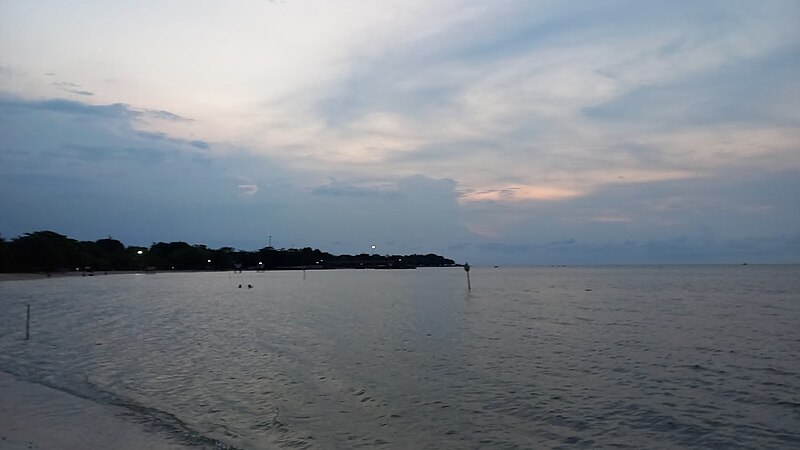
303 269 306 281
25 304 30 340
464 263 471 291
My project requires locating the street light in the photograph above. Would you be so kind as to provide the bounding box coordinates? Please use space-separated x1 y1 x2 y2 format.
137 250 143 255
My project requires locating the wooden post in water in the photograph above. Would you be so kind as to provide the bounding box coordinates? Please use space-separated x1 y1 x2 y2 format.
464 263 471 291
25 304 30 340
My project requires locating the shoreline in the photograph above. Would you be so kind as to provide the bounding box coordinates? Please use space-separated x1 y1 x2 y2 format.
0 273 75 282
0 270 221 283
0 266 459 283
0 371 212 449
0 271 143 283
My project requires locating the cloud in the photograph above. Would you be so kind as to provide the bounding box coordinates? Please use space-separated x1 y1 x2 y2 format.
590 215 631 223
0 96 133 118
212 0 797 218
144 109 193 122
286 174 473 253
460 185 584 203
0 93 477 256
0 96 195 131
465 235 800 265
60 143 166 164
237 184 258 196
1 1 798 263
312 179 399 199
52 81 94 96
0 93 296 246
584 47 800 128
456 168 800 261
0 95 210 172
133 130 210 152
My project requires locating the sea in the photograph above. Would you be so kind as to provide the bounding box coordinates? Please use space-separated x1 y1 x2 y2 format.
1 266 798 449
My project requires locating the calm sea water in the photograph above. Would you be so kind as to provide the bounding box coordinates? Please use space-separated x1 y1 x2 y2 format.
1 266 798 449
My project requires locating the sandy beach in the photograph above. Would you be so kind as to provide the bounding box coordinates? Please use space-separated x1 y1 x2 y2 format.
0 273 91 283
0 272 147 283
0 372 210 450
0 274 62 283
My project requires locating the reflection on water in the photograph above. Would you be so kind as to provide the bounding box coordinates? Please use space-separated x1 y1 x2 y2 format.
1 266 799 448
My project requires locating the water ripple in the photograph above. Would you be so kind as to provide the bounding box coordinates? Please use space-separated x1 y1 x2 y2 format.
1 266 798 448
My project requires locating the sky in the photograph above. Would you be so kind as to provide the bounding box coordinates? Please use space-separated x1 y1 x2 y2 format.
1 0 799 265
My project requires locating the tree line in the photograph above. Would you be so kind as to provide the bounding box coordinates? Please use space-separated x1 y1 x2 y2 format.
0 231 456 273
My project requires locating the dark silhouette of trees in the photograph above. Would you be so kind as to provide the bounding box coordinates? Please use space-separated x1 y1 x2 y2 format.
6 231 79 272
94 238 127 269
0 234 10 272
0 230 456 273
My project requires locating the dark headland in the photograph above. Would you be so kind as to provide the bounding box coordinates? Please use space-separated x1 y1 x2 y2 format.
0 230 457 274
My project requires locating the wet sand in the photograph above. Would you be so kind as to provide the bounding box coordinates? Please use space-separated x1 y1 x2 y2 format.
0 372 205 450
0 274 66 283
0 274 227 449
0 272 144 283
